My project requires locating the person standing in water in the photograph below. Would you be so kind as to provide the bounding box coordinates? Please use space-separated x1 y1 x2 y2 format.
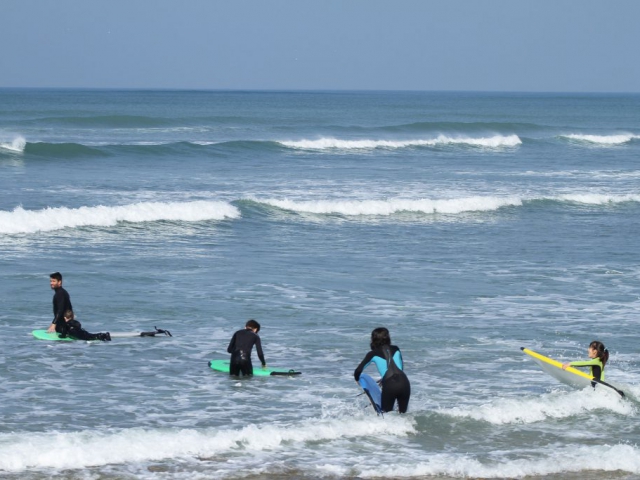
354 327 411 413
227 319 266 376
562 340 609 381
47 272 72 333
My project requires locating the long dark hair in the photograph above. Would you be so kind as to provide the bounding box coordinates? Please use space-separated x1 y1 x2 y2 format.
590 340 609 368
370 327 391 350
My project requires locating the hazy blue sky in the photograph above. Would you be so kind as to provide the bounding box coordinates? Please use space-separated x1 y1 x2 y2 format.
2 0 639 92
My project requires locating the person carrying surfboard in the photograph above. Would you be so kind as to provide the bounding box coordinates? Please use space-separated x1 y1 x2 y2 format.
59 310 111 341
47 272 72 333
354 327 411 413
226 319 266 376
561 340 609 381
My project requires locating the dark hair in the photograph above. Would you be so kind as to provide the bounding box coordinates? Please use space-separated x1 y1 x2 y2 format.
590 340 609 368
64 310 74 320
370 327 391 349
246 319 261 332
50 272 62 282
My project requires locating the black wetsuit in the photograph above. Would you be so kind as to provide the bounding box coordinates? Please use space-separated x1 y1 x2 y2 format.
354 345 411 413
52 287 72 333
227 328 265 376
60 319 110 341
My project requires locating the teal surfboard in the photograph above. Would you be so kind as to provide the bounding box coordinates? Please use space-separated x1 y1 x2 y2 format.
32 329 76 341
358 373 383 414
208 359 301 376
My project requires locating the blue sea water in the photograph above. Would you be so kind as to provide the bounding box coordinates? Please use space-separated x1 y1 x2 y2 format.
1 89 640 479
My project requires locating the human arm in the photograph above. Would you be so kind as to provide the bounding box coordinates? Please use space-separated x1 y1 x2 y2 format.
255 335 266 367
354 351 375 382
562 358 599 370
227 332 237 354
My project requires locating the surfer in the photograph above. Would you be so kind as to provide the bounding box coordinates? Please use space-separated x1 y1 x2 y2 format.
561 340 609 380
59 310 111 341
354 327 411 413
47 272 73 333
227 319 266 376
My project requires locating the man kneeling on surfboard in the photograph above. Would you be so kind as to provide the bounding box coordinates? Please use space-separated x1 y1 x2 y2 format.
59 310 111 342
227 319 266 376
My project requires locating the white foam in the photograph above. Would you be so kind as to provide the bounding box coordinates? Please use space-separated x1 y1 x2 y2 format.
439 388 634 425
260 196 522 216
0 136 26 153
0 201 240 234
0 416 415 472
280 135 522 150
561 133 637 145
556 193 640 205
355 443 640 478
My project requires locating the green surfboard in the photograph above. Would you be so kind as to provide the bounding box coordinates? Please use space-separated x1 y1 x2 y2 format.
32 329 75 341
208 359 301 376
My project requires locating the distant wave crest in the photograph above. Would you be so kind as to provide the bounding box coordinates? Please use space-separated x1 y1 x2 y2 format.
560 133 638 145
0 201 240 234
279 135 522 150
555 193 640 204
260 196 522 216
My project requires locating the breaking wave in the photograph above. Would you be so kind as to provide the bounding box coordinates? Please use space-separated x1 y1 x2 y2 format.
259 196 523 215
560 133 638 145
0 201 240 234
0 136 26 153
279 135 522 150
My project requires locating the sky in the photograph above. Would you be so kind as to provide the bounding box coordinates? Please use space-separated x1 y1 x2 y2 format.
2 0 640 92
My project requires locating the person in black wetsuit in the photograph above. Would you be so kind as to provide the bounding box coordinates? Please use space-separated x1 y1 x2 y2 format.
59 310 111 341
227 319 266 376
354 327 411 413
47 272 73 334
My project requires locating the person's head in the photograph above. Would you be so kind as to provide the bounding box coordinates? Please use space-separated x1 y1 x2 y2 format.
63 310 74 322
245 319 261 333
588 340 609 367
50 272 63 289
370 327 391 350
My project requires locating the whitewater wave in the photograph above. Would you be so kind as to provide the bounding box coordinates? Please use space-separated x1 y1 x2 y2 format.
438 388 633 425
0 136 26 153
259 197 523 216
354 444 640 478
279 134 522 150
560 133 638 145
555 193 640 205
0 416 415 472
0 201 240 234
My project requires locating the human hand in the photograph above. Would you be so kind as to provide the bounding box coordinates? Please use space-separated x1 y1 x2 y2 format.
561 363 569 370
47 324 56 333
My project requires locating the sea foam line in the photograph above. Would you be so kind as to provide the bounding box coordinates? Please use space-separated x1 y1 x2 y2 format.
0 201 240 234
259 197 523 216
0 416 415 471
279 135 522 150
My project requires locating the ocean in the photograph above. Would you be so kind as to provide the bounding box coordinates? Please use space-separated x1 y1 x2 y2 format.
1 89 639 479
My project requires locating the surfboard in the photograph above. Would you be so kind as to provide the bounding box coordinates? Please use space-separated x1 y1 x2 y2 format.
358 373 383 415
208 359 301 377
521 347 624 397
32 329 75 341
32 327 172 341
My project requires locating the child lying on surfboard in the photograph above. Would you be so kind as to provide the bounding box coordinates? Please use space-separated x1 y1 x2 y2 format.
59 310 111 342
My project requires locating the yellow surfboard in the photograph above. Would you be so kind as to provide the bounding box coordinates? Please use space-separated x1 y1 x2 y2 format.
521 347 624 397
